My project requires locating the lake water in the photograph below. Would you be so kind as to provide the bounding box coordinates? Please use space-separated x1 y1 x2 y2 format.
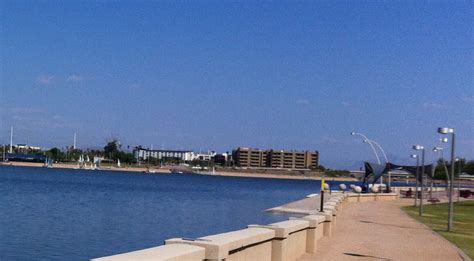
0 166 324 260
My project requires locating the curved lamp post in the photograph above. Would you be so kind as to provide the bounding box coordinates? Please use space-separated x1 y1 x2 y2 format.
365 139 390 189
433 147 450 188
438 127 455 232
413 145 425 216
411 154 419 207
351 132 381 164
364 139 388 163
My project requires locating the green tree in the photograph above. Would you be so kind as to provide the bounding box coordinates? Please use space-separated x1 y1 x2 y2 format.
116 151 136 164
47 147 65 161
461 160 474 175
104 140 120 159
324 169 350 177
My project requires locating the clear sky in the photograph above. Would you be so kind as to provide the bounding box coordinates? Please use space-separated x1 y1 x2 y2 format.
1 1 472 169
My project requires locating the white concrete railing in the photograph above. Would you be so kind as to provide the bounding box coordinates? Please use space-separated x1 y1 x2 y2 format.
92 192 396 261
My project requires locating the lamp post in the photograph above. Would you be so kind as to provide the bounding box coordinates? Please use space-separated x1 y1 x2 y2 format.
351 132 381 164
364 139 388 163
364 139 390 190
413 145 425 216
438 127 455 232
411 154 419 206
433 147 450 191
455 158 461 202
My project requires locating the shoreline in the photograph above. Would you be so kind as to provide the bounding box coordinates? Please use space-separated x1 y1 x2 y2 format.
0 161 356 181
197 170 356 181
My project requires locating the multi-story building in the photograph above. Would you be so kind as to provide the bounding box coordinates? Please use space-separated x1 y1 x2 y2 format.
232 147 267 168
191 151 216 161
133 147 193 162
266 150 319 169
233 147 319 170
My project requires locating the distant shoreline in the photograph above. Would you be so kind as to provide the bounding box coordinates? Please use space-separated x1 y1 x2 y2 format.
198 170 356 181
0 161 356 181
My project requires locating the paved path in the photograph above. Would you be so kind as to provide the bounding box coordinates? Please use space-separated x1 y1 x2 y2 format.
299 199 468 261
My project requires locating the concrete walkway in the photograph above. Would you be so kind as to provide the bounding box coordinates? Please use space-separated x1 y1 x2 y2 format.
298 199 468 261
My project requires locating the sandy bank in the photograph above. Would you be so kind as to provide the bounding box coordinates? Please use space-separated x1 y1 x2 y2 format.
1 161 356 181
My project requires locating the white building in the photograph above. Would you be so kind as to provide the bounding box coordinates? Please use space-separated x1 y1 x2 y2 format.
191 151 216 161
134 148 193 161
14 144 41 151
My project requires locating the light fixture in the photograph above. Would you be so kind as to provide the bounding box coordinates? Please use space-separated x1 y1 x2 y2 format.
413 145 424 150
412 144 425 216
437 126 456 231
438 127 454 134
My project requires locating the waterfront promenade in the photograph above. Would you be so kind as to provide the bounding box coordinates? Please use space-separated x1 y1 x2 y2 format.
92 190 472 260
298 199 469 261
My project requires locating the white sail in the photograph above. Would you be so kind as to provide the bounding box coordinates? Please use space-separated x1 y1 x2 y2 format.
117 159 121 168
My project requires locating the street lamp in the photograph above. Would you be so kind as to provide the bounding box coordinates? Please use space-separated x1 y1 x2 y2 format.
433 147 450 189
364 139 390 189
351 132 381 164
438 127 455 232
413 145 425 216
455 158 461 202
411 154 419 207
363 139 388 163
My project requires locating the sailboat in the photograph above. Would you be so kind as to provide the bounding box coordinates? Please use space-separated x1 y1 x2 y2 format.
77 155 84 169
92 156 101 170
117 159 121 168
47 158 53 168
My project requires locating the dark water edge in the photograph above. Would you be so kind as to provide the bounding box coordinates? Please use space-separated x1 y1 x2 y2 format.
0 165 329 261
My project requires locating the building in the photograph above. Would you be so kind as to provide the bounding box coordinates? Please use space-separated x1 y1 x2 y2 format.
133 147 193 162
7 144 42 153
213 152 231 165
266 150 319 169
191 151 216 161
6 153 46 162
232 147 319 170
232 147 267 168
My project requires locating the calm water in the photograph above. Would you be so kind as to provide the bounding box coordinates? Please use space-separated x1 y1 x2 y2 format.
0 166 323 260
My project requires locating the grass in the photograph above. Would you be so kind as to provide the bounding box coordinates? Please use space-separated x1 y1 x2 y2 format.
402 200 474 259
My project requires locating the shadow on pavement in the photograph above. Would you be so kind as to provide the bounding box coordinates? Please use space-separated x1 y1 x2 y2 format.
343 252 392 260
359 220 424 230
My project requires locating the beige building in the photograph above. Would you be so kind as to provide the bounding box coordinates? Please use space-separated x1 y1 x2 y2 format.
232 147 267 168
233 147 319 170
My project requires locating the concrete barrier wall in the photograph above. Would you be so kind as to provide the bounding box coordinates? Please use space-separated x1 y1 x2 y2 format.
166 227 275 261
91 244 206 261
92 192 399 261
299 215 325 254
345 192 398 203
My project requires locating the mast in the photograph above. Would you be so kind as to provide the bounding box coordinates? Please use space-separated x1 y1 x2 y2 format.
9 126 13 153
73 132 77 150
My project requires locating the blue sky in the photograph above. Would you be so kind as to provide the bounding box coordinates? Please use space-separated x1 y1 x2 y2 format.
1 1 472 169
